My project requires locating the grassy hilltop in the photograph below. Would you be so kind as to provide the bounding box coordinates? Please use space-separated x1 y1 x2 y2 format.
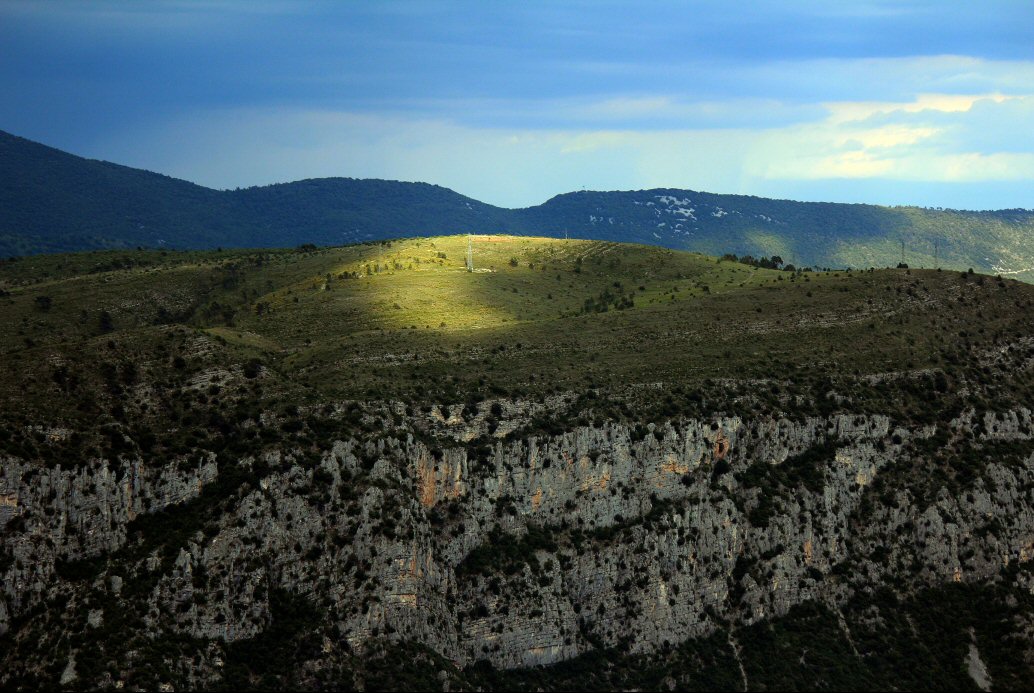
2 234 1034 466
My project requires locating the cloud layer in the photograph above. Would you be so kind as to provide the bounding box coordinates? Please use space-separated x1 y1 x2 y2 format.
2 2 1033 209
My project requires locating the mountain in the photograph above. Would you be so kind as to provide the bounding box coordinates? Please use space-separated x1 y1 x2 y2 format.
521 190 1034 279
0 129 510 255
3 237 1034 689
3 129 1034 279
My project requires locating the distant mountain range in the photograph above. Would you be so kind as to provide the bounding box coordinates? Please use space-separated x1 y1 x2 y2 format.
3 128 1034 278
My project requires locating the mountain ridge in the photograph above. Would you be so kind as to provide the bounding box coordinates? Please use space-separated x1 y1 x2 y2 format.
3 128 1034 279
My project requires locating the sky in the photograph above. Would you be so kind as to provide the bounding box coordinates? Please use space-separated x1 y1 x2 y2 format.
2 0 1033 210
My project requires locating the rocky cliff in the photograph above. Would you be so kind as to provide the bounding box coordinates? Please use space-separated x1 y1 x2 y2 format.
4 399 1034 688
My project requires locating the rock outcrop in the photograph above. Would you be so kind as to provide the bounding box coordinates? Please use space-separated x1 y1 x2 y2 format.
4 405 1034 678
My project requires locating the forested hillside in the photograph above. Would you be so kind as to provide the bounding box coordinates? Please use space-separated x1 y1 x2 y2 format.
3 129 1034 280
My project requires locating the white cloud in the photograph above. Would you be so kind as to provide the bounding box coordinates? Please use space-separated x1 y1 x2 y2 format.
741 91 1034 185
823 92 1012 124
764 55 1034 100
87 84 1034 209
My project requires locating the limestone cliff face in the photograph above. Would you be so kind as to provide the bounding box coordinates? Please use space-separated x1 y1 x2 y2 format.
0 455 217 634
3 407 1034 673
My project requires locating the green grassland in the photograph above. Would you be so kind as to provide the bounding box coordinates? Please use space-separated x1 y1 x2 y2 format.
2 235 1034 465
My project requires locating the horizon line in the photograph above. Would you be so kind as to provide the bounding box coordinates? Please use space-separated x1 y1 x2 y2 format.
4 127 1033 215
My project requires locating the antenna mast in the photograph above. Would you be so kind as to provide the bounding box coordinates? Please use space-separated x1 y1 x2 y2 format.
466 234 474 272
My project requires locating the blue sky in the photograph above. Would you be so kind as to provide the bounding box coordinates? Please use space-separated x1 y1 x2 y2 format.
2 0 1033 209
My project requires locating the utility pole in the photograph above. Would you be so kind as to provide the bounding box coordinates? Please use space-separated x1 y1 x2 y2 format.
901 239 906 267
934 239 939 269
466 234 474 272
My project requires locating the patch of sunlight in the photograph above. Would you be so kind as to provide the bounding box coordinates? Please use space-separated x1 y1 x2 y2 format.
365 270 520 331
744 230 793 262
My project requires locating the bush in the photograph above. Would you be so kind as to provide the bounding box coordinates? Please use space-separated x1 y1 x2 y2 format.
243 358 263 378
98 310 114 333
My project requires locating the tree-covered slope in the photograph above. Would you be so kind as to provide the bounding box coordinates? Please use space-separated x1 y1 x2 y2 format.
0 129 231 255
521 189 1034 279
3 128 1034 280
0 130 510 255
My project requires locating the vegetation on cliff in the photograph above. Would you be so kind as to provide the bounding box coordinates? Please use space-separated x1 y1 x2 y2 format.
3 236 1034 690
